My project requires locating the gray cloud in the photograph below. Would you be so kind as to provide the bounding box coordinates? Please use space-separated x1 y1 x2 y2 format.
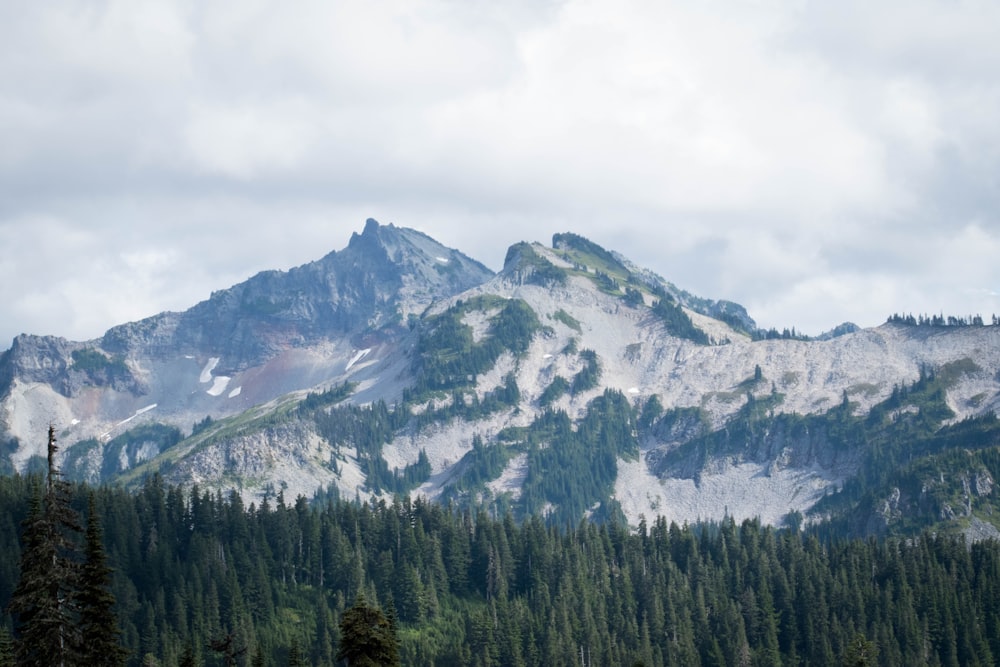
2 0 999 347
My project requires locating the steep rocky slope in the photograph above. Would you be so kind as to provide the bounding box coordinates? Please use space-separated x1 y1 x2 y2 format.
3 223 1000 535
0 220 492 469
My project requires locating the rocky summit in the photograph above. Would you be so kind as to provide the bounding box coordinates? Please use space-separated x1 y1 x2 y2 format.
3 220 1000 538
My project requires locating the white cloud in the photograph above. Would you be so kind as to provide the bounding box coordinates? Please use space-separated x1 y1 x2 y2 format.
1 0 999 344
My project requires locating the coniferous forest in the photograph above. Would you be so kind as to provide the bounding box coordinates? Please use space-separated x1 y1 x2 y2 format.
3 455 1000 666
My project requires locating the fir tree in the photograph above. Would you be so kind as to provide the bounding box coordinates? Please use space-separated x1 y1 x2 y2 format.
0 627 14 667
337 594 400 667
8 426 82 667
78 492 128 666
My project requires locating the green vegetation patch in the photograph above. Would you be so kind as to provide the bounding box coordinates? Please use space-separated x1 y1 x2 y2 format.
651 298 710 345
551 232 627 276
570 349 601 395
551 309 582 333
846 382 881 397
538 376 569 408
520 389 638 525
70 348 130 381
503 242 569 287
411 297 540 396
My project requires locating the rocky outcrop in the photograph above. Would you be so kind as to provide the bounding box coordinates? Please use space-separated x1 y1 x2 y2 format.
0 335 145 398
100 220 494 372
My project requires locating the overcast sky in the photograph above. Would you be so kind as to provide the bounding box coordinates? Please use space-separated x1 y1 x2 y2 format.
2 0 999 348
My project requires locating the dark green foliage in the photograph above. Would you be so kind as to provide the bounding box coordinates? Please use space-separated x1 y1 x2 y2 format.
3 473 1000 665
446 434 515 499
623 287 645 307
411 297 540 396
8 427 83 666
208 632 247 666
651 298 710 345
70 348 130 377
888 312 991 327
649 387 857 484
337 595 400 667
503 242 569 287
0 439 15 477
0 626 13 667
191 416 214 437
570 349 600 395
806 364 1000 536
751 326 810 341
413 374 521 431
552 232 625 272
312 400 421 494
538 375 569 408
551 309 581 333
521 390 638 525
78 493 128 666
638 395 664 430
594 270 620 293
842 633 878 666
296 382 357 414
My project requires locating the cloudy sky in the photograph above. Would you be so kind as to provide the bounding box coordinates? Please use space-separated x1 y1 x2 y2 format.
2 0 999 348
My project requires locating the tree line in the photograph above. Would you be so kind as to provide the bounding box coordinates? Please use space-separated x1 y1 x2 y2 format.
887 313 997 327
4 462 1000 664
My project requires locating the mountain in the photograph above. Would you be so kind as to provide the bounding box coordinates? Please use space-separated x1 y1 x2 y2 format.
3 220 1000 539
0 220 491 468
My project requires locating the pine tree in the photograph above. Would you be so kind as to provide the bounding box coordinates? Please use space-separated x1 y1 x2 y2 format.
336 594 400 667
78 492 128 666
8 426 82 667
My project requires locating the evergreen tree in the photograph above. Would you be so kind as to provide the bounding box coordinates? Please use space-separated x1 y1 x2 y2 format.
842 633 877 666
8 426 82 667
208 632 246 667
0 627 14 667
179 643 198 667
287 638 308 667
337 594 400 667
78 493 128 666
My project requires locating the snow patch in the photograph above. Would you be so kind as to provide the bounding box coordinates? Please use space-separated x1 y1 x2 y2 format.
436 256 449 264
628 387 640 394
206 376 231 397
200 358 220 383
345 348 371 372
228 386 242 398
100 404 158 440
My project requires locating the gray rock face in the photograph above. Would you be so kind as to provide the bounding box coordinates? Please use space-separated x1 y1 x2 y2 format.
0 220 493 462
1 335 145 398
96 219 494 372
